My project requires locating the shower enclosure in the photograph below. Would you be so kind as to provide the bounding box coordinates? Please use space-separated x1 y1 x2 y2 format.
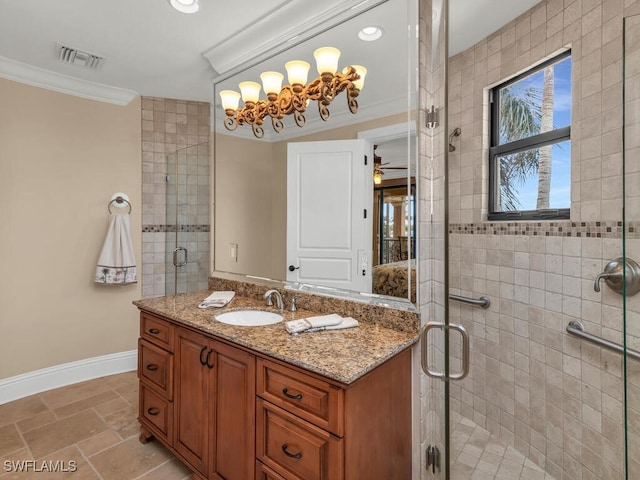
165 143 210 295
421 1 640 478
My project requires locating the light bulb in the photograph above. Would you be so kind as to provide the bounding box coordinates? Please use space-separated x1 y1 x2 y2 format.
285 61 310 85
345 65 367 90
260 71 284 95
219 90 240 111
168 0 199 14
239 81 261 104
314 47 341 75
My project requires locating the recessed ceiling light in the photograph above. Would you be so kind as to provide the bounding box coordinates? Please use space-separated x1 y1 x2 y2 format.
358 26 384 42
169 0 199 14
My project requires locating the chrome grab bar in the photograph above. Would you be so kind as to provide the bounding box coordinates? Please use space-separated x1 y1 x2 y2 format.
566 320 640 362
449 294 490 309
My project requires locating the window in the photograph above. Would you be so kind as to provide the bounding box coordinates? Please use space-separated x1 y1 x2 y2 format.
488 50 572 220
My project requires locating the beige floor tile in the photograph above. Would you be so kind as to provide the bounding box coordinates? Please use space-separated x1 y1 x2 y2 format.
101 404 139 440
137 458 193 480
15 410 57 434
53 390 119 418
0 397 49 428
22 410 108 458
76 430 122 457
93 397 129 417
89 436 172 480
39 379 112 410
0 448 32 478
35 445 99 480
0 425 25 457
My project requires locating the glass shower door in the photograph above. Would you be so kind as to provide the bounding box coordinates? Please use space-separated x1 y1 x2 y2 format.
623 14 640 479
165 143 210 295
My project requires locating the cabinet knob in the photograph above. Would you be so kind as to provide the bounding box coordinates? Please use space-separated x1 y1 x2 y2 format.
147 407 160 416
148 328 160 335
282 388 303 400
146 364 159 372
281 444 302 459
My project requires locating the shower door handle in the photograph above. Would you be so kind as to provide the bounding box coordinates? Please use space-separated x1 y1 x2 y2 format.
420 322 470 380
173 247 187 267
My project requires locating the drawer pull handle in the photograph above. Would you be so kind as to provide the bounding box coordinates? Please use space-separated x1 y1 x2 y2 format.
147 407 160 416
199 346 208 366
282 388 303 400
205 349 214 369
148 328 160 335
281 444 302 459
146 364 159 372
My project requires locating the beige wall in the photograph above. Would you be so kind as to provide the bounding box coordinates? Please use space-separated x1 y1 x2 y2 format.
213 112 413 281
0 78 142 379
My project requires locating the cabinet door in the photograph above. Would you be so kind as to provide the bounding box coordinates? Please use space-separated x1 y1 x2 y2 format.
174 328 211 475
210 341 256 480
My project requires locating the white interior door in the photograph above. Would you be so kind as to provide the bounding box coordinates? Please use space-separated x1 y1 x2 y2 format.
287 140 373 293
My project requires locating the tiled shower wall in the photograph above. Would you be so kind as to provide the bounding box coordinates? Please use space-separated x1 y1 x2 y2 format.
141 97 210 297
447 0 640 478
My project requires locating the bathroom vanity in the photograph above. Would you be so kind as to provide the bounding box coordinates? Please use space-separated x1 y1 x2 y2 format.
134 290 418 480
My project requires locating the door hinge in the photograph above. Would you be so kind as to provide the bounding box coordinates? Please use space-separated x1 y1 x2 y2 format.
364 209 367 219
364 154 368 165
426 105 439 129
426 445 440 474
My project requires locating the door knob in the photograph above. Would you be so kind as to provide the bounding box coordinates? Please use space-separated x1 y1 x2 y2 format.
288 265 300 272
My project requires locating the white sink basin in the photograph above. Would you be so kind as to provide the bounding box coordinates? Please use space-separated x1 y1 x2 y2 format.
214 310 283 327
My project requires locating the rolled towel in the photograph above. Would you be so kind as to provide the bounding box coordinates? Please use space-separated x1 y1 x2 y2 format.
198 291 235 309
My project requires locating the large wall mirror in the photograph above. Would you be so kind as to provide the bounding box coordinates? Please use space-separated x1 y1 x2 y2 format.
212 0 418 309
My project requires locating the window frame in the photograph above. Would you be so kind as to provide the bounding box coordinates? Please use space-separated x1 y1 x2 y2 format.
488 50 572 221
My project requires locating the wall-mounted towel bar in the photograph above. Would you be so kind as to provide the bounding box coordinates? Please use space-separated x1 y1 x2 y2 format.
108 193 132 214
449 294 491 309
566 320 640 361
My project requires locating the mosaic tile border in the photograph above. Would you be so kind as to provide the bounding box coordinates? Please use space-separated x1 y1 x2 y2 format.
142 224 210 233
449 221 640 238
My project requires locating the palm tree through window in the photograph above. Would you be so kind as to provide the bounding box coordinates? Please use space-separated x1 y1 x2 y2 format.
488 50 572 220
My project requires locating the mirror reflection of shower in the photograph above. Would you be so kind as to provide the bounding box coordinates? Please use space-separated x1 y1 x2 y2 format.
448 127 461 152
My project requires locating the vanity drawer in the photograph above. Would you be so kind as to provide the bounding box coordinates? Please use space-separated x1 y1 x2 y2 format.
139 339 174 400
140 312 174 351
257 358 343 436
256 399 343 480
140 385 172 442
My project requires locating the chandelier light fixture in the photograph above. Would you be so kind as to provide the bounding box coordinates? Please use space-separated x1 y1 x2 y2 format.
219 47 367 139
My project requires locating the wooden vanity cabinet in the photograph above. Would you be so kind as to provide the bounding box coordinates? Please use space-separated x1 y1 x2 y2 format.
137 310 412 480
173 327 255 480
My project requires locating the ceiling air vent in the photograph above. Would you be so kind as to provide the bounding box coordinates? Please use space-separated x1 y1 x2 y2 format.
56 44 104 69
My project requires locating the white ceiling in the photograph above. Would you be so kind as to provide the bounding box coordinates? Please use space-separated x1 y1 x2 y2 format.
0 0 542 105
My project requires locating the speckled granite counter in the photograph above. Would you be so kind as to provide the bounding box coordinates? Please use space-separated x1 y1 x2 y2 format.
133 290 419 385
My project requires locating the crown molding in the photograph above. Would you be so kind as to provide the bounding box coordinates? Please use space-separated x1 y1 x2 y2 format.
0 55 138 106
203 0 386 80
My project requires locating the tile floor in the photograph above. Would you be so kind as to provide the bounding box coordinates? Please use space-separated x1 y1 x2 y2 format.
0 372 191 480
450 411 555 480
1 372 557 480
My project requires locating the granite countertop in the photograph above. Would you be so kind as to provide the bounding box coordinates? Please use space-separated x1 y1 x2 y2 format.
134 290 419 385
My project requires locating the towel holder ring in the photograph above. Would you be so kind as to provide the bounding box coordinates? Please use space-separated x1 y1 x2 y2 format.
108 193 132 214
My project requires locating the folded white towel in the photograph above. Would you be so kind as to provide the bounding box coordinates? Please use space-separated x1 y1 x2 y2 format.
285 314 358 334
306 317 359 333
95 214 137 285
198 291 235 309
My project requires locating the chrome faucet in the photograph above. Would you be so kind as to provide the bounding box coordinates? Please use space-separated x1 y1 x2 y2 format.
264 289 284 310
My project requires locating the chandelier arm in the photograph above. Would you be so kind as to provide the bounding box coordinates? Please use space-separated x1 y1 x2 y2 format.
223 116 238 131
293 110 306 128
251 123 264 138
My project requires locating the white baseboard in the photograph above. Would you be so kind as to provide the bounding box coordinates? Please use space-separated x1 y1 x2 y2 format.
0 350 138 405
